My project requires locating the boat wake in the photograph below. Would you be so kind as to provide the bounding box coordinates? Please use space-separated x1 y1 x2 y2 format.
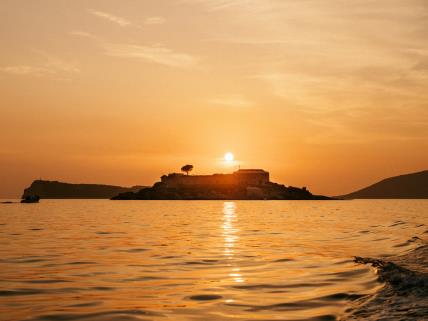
343 242 428 320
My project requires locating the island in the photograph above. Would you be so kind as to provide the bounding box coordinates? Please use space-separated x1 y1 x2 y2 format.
338 170 428 199
112 168 332 200
22 180 145 199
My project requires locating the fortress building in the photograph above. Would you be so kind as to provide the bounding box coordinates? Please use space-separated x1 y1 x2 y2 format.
112 167 329 200
161 169 269 188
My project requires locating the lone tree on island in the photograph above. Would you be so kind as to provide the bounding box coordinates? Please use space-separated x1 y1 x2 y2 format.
181 164 193 175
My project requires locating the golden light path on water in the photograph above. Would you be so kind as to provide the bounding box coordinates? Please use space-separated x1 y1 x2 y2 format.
222 202 245 287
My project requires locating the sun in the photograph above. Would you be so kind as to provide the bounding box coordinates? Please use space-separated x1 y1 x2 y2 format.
224 152 234 162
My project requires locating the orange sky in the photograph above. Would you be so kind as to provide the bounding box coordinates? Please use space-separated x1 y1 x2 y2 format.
1 0 427 197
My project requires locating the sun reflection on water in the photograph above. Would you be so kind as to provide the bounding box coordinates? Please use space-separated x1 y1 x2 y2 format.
222 202 245 283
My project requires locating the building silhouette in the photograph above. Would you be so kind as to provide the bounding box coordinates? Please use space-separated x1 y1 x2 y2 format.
161 169 269 188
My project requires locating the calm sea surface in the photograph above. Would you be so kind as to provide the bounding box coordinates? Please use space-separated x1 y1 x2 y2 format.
0 200 426 321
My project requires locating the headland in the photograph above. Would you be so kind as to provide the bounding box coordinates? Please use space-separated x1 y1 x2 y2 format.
338 170 428 199
22 180 144 199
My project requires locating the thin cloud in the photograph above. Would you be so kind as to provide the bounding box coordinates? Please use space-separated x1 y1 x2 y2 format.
208 95 253 108
181 0 275 17
69 30 196 69
0 52 79 77
104 43 197 68
206 37 292 45
182 0 267 11
0 65 50 76
90 10 131 27
69 31 99 40
0 63 79 77
144 16 166 25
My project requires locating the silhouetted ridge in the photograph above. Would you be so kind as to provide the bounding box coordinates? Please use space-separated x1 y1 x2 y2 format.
339 170 428 199
22 180 144 199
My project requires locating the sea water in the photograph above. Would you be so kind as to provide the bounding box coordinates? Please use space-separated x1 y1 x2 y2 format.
0 200 426 321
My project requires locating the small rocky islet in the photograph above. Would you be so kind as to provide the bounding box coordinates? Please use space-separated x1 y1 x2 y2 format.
112 168 332 200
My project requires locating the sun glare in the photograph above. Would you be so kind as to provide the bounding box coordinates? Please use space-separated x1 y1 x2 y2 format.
224 152 234 162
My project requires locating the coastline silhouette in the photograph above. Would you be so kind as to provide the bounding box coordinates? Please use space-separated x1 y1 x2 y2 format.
339 170 428 199
22 180 145 199
112 165 331 200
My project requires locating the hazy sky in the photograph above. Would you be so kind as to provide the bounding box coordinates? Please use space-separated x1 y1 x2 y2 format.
1 0 427 197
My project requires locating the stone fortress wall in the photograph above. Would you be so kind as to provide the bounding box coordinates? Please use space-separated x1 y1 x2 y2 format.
161 169 269 188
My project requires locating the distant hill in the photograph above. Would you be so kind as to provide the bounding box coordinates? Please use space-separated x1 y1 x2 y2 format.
339 170 428 199
22 180 145 199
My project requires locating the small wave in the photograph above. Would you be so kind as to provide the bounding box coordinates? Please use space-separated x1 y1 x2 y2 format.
0 256 53 264
24 279 70 284
273 258 295 263
116 248 149 253
372 237 389 242
331 259 354 265
390 221 406 227
0 288 45 296
160 255 180 259
358 230 370 234
232 282 333 290
96 231 114 235
67 261 97 265
323 268 370 279
2 258 47 264
0 286 116 297
343 243 428 320
26 309 163 321
187 294 222 301
393 236 423 248
121 276 168 282
227 292 363 312
183 260 220 265
66 301 103 308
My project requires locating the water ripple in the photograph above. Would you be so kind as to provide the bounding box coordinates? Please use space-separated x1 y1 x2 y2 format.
0 199 426 321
